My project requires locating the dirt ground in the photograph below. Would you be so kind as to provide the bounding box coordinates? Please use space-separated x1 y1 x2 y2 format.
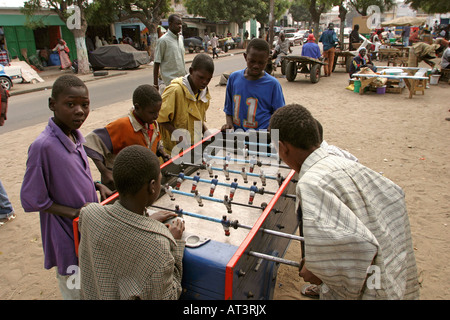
0 60 449 300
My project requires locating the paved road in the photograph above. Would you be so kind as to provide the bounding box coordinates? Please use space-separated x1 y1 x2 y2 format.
1 53 248 133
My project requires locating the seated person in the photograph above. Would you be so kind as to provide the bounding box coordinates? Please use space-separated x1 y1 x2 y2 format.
222 38 285 132
441 46 450 69
157 53 214 156
302 34 321 60
272 32 292 71
84 85 169 191
79 145 185 300
349 47 377 78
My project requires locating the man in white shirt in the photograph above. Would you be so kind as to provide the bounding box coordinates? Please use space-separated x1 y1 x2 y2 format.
269 104 420 300
153 14 187 93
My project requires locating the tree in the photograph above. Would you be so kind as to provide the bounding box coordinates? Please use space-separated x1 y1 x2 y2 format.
111 0 172 61
290 0 313 28
306 0 333 41
23 0 91 74
254 0 290 42
184 0 258 37
405 0 450 14
348 0 395 17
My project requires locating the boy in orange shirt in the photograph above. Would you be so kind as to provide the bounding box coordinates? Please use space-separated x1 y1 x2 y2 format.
84 84 169 191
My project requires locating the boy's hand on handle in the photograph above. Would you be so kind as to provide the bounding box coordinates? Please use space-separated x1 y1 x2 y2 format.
150 210 177 222
167 218 185 240
221 123 234 132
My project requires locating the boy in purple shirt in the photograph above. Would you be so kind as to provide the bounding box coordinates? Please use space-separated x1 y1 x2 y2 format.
20 75 112 299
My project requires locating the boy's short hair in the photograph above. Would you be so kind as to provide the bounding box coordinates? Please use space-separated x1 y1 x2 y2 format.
52 75 87 100
133 84 162 107
269 104 320 150
246 38 270 55
191 53 214 74
168 14 181 24
113 145 161 196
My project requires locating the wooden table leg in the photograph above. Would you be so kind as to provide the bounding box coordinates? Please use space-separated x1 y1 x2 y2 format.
403 79 414 98
359 78 373 95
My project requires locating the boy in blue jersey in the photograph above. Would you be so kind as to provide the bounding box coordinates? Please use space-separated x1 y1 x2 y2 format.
221 38 285 132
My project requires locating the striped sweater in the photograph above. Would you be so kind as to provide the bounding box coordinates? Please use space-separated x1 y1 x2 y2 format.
296 148 420 299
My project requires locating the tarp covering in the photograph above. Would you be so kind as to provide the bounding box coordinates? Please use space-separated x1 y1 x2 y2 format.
89 44 150 69
381 17 427 27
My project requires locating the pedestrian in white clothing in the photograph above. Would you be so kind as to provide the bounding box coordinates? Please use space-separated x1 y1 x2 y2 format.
269 104 420 300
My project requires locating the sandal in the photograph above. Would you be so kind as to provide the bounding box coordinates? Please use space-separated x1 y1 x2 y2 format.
0 213 16 226
301 284 320 299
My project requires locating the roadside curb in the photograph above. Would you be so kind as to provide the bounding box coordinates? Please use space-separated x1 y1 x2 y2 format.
8 50 245 97
9 71 128 97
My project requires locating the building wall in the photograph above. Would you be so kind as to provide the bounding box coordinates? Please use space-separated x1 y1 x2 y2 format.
0 9 77 62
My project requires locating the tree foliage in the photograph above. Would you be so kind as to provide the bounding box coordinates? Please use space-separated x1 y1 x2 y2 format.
405 0 450 14
184 0 258 27
290 0 312 24
254 0 291 26
22 0 91 74
113 0 172 33
348 0 395 16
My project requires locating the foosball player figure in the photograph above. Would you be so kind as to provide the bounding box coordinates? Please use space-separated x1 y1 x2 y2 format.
222 215 230 236
164 183 175 201
244 146 249 158
206 162 213 178
223 163 230 180
259 170 266 187
276 172 284 187
223 195 232 213
249 155 257 173
209 175 219 197
241 167 248 183
225 152 231 168
249 181 258 205
191 172 201 193
194 190 204 207
229 178 238 201
175 169 185 190
175 205 183 216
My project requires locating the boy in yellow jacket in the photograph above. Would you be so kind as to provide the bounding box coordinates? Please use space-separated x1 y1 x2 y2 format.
158 53 214 155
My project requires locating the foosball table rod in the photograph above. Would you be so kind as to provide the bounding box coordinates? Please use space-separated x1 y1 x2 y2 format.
150 204 304 242
171 189 263 210
164 171 296 199
248 251 301 268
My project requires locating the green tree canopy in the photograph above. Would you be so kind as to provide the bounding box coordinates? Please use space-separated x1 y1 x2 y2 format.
405 0 450 14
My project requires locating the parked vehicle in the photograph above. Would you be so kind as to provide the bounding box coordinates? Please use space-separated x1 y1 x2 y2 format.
89 44 150 70
0 64 22 90
284 33 299 46
184 36 203 53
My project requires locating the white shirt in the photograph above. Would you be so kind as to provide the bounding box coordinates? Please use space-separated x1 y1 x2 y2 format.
296 148 420 299
320 140 359 162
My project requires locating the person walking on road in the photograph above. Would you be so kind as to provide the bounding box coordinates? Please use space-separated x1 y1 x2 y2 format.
319 23 339 77
153 14 186 94
211 33 219 59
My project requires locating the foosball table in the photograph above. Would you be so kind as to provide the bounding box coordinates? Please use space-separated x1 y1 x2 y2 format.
74 130 302 300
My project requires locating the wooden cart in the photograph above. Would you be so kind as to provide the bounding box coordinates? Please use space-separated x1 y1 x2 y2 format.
283 55 327 83
333 50 356 73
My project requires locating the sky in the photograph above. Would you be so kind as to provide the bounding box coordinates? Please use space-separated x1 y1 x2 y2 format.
0 0 26 7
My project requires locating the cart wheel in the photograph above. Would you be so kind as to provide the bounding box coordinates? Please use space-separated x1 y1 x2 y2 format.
286 61 297 82
310 64 321 83
345 57 353 73
281 59 287 75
